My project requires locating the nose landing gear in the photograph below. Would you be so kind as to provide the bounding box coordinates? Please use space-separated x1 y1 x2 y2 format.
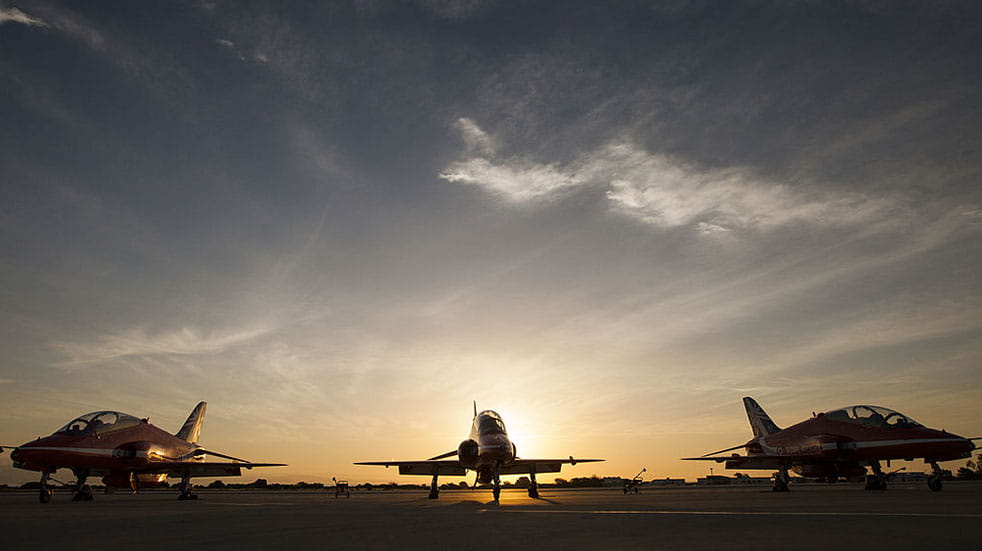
864 461 888 491
927 462 943 492
38 471 52 504
492 463 502 502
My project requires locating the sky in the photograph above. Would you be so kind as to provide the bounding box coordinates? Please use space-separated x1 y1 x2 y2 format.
1 0 980 485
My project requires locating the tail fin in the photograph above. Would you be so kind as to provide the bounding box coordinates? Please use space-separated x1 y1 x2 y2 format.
176 401 207 444
743 397 781 439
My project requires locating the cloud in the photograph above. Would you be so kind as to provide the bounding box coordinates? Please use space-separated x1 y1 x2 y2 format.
593 143 890 231
440 120 891 232
453 117 496 156
440 157 584 203
1 5 104 49
0 7 48 27
51 326 273 367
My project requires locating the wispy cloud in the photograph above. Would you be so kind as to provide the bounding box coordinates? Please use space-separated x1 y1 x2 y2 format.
7 5 105 50
440 157 584 203
0 7 48 27
440 117 583 202
440 119 891 232
51 326 273 367
592 142 890 231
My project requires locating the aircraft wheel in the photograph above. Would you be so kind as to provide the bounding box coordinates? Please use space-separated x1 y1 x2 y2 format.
39 488 52 504
528 488 539 499
428 490 439 499
864 476 887 491
928 477 942 492
492 487 501 501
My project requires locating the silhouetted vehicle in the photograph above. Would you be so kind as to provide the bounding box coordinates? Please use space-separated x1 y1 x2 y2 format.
332 477 350 498
624 468 645 494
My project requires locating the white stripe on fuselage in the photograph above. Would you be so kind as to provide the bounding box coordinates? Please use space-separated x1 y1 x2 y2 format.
820 438 964 450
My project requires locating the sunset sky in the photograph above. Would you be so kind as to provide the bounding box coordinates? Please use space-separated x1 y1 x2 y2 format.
1 1 980 485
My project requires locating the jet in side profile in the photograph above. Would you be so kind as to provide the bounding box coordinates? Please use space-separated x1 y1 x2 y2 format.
684 397 978 492
355 403 603 501
1 402 285 502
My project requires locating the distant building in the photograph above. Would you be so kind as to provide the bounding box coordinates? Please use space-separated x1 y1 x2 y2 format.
601 477 628 487
647 478 686 486
697 475 732 485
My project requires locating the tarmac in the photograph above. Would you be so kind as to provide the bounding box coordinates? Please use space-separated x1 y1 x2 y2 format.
1 483 980 550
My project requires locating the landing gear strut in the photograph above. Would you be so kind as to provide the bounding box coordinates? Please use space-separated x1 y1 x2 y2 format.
864 461 888 491
528 470 539 499
71 468 93 502
772 467 790 492
428 474 440 500
38 471 52 504
927 461 943 492
177 470 197 500
492 463 501 502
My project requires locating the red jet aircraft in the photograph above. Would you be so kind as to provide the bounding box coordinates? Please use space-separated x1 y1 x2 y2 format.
684 397 978 492
355 403 603 501
1 402 285 502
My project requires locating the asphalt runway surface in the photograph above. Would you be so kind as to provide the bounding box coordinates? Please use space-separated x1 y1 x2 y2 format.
1 483 980 550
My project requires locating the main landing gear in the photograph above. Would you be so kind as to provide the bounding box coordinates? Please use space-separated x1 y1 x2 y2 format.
69 468 94 502
39 471 53 504
428 474 440 500
528 470 539 499
927 461 943 492
177 470 197 500
864 461 888 491
772 467 790 492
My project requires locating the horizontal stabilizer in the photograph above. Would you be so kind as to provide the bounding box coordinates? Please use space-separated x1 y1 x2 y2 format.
701 443 747 457
427 450 458 460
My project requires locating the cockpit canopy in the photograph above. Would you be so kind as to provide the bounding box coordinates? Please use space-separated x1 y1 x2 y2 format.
56 411 143 436
476 410 507 435
822 405 921 429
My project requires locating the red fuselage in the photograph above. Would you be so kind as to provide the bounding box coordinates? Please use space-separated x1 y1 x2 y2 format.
11 419 198 487
728 407 974 477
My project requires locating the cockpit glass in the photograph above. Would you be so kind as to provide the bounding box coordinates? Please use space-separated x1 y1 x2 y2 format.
823 405 920 428
56 411 142 435
477 412 507 435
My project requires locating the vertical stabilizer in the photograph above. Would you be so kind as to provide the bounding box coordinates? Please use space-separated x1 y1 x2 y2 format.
743 397 781 439
176 401 207 444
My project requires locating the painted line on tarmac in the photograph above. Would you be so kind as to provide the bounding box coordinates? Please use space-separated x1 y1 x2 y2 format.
478 509 982 519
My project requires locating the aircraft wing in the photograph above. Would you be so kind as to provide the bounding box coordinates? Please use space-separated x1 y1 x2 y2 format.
682 454 814 469
354 461 468 476
500 457 604 475
148 461 287 477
